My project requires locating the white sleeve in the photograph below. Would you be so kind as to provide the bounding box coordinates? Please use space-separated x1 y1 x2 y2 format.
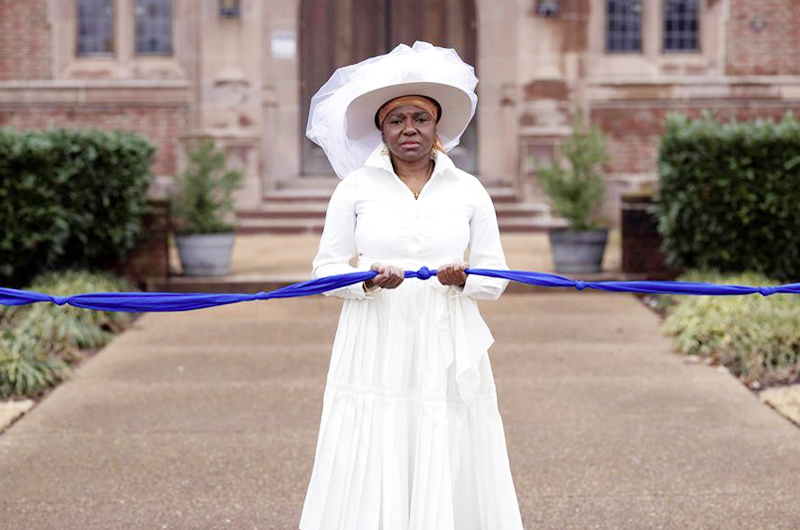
311 179 378 300
454 185 510 301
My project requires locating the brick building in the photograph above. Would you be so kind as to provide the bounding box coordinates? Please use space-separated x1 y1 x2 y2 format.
1 0 799 230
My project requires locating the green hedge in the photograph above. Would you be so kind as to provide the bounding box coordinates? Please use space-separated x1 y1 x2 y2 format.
0 128 156 287
657 112 800 281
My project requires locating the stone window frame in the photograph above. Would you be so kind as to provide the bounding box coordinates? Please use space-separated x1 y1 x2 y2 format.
587 0 723 78
54 0 184 80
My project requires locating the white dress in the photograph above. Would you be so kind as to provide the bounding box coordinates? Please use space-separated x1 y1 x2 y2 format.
299 143 524 530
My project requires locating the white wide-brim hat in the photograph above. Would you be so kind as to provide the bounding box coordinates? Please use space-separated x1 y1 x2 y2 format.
345 81 473 141
306 41 478 179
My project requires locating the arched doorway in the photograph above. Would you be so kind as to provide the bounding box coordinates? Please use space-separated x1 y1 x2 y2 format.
299 0 478 176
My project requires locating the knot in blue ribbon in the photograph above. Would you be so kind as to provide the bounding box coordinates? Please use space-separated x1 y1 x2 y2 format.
758 287 776 297
52 296 68 306
255 291 268 300
575 281 586 291
416 267 432 280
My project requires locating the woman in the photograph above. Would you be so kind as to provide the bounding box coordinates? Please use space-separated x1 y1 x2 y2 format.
299 42 524 530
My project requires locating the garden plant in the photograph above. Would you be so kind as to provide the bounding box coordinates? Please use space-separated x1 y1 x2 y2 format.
656 112 800 389
0 270 136 399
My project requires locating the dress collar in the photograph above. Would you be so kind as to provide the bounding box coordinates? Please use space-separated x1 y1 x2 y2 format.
363 141 456 179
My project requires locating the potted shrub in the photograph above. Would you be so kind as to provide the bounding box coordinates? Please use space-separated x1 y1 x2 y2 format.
535 110 610 274
171 136 244 276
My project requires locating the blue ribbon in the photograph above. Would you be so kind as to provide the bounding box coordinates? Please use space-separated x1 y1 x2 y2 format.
1 268 799 313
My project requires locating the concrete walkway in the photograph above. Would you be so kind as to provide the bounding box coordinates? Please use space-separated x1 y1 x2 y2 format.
2 234 800 529
215 232 623 278
165 232 622 282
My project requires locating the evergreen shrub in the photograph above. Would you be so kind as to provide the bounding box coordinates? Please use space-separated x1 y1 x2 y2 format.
0 269 136 398
535 111 609 231
0 128 156 287
5 269 136 358
662 270 800 386
0 331 70 400
657 112 800 281
170 136 244 235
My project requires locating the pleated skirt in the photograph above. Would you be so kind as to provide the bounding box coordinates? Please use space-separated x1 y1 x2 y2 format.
299 280 524 530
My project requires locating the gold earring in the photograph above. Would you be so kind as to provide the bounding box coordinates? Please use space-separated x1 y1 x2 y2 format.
430 147 437 160
381 145 389 156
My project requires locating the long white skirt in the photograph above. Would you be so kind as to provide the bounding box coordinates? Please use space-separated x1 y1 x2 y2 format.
299 278 524 530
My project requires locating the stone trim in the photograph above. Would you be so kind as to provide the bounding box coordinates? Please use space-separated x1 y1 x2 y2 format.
586 76 800 85
588 98 800 109
586 81 800 103
0 82 191 107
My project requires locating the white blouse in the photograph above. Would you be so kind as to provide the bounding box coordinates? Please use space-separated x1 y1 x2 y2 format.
312 143 510 298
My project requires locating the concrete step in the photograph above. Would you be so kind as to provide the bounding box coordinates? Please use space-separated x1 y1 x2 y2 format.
236 218 325 235
263 188 335 203
486 187 518 203
499 216 568 232
237 201 551 221
238 204 328 220
245 185 554 234
496 202 551 218
236 215 566 235
262 185 520 204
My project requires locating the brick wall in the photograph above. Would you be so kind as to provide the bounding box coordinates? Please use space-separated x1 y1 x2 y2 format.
591 104 800 225
726 0 800 76
591 108 670 175
0 107 189 176
592 104 800 176
0 0 51 80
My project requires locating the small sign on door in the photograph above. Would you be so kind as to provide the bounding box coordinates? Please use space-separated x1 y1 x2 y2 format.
272 31 296 59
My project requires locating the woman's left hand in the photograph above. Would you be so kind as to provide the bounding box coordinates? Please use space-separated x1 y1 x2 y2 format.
437 261 468 288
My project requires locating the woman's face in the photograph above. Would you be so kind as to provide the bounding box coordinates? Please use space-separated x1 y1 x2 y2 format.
381 104 436 164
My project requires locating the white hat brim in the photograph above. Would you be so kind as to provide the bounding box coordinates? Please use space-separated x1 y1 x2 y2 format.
345 81 474 141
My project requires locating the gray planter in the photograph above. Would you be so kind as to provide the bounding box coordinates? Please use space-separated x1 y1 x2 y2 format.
175 233 235 276
548 228 609 274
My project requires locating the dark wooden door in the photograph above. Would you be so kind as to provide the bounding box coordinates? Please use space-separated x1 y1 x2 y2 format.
300 0 477 176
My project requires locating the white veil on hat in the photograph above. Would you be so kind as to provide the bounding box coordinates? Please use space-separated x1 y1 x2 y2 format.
305 41 478 179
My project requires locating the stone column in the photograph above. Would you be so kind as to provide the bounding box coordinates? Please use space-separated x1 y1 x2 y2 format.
184 0 263 209
477 0 519 186
261 0 302 190
516 4 577 203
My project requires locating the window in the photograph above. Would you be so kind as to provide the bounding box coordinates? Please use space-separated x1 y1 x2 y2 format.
664 0 699 52
219 0 241 18
135 0 173 55
77 0 115 55
606 0 642 53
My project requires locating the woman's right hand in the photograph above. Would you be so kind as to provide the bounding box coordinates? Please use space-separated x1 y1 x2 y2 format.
365 262 405 290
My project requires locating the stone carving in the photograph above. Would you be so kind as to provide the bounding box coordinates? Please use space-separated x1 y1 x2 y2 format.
210 66 255 130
